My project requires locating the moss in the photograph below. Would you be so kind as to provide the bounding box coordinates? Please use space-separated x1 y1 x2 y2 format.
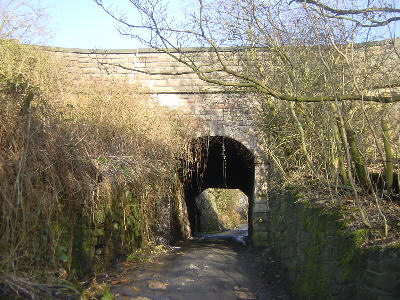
299 206 368 297
100 286 114 300
170 178 186 241
336 229 368 283
268 189 400 299
296 243 329 299
253 232 269 246
296 206 332 299
295 202 363 299
387 243 400 250
301 207 312 231
352 229 369 247
71 216 93 278
65 187 145 278
123 188 143 249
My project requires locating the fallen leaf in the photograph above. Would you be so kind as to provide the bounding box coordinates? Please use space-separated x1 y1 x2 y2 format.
131 286 139 292
148 280 168 289
188 264 199 270
234 286 256 300
111 278 129 285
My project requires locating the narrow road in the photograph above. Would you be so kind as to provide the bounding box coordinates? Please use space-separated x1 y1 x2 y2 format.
110 226 291 300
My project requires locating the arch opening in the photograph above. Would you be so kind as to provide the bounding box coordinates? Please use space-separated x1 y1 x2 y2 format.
181 136 255 237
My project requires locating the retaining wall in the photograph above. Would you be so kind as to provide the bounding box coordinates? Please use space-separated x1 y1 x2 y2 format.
66 180 190 277
265 189 400 300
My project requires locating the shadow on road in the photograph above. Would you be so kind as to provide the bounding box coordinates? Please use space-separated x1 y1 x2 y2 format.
109 226 291 300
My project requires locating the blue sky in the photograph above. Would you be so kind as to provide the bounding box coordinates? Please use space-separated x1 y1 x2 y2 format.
42 0 142 49
35 1 399 49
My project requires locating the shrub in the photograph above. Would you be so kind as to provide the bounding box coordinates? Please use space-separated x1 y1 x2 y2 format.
0 40 200 278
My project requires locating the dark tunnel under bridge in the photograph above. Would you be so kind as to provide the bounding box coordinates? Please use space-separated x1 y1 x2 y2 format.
180 136 255 237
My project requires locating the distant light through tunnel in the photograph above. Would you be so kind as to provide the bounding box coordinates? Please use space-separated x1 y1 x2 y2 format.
195 188 248 233
181 136 255 236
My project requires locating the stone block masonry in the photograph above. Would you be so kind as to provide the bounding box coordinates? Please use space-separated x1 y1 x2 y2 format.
50 47 265 160
265 189 400 300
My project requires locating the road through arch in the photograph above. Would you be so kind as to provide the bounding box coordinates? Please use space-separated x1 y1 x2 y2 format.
182 136 255 237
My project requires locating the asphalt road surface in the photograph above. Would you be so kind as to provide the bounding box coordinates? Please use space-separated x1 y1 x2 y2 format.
110 226 291 300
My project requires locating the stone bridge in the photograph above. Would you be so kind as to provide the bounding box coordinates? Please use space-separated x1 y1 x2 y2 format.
53 47 269 246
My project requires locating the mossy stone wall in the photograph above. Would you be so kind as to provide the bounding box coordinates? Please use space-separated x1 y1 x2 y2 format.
265 189 400 300
61 183 190 278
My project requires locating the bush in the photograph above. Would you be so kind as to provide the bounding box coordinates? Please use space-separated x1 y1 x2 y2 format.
0 40 199 278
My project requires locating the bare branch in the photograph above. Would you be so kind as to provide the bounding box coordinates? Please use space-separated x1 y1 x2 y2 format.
293 0 400 27
0 0 51 43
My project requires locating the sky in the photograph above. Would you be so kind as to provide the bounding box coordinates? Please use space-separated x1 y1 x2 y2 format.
21 0 399 49
41 0 143 49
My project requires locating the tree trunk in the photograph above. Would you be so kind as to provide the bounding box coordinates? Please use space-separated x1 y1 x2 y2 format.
345 123 372 191
381 119 393 193
330 104 349 186
333 122 349 186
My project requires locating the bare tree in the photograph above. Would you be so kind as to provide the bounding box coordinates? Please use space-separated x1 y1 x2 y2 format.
93 0 400 103
93 0 400 233
0 0 51 43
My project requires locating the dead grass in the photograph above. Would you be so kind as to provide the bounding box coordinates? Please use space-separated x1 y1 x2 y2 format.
0 274 81 300
0 39 201 282
301 185 400 248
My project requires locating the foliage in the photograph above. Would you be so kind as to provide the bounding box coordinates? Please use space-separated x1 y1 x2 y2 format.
0 39 199 282
211 188 247 229
83 280 114 300
99 285 114 300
